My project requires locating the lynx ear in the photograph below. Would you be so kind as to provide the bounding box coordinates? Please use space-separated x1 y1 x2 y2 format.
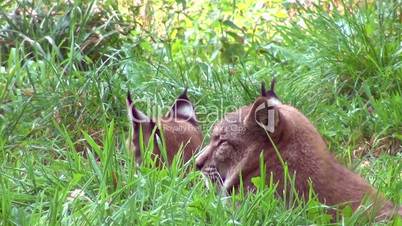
126 91 157 135
261 79 279 99
126 92 160 163
166 88 198 125
268 79 279 99
127 91 134 121
244 97 279 133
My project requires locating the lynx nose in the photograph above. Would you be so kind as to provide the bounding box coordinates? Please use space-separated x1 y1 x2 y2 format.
196 161 204 170
195 145 209 170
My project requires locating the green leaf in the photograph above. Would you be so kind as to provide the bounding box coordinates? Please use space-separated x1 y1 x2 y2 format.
342 205 353 218
222 20 242 31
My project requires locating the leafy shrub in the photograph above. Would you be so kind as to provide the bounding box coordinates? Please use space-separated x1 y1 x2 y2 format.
0 0 131 69
260 1 402 148
372 93 402 141
275 0 401 98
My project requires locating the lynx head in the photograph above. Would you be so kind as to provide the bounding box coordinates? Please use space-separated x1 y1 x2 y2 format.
127 89 202 165
195 80 282 191
195 81 402 220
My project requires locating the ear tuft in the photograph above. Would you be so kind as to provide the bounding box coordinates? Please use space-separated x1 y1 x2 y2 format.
178 87 188 99
127 91 133 121
167 88 198 125
267 79 279 99
127 91 133 106
270 79 276 91
261 82 267 97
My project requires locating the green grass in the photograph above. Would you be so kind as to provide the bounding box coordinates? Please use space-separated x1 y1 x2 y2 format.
1 0 401 225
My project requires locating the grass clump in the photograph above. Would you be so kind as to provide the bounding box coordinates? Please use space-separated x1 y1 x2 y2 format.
265 0 401 155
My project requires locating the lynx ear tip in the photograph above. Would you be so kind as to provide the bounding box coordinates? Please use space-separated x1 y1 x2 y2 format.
261 81 267 97
268 78 280 100
178 87 189 100
270 79 276 91
127 91 133 104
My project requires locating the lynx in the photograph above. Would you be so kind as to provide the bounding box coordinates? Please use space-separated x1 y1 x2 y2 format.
127 89 203 165
196 80 400 220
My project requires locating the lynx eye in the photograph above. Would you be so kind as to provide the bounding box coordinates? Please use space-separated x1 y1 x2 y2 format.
215 141 232 161
212 135 225 146
216 139 226 147
218 140 228 146
212 135 220 141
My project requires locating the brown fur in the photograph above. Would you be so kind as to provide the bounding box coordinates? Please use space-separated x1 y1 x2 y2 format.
127 89 203 165
157 118 203 164
196 81 401 220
